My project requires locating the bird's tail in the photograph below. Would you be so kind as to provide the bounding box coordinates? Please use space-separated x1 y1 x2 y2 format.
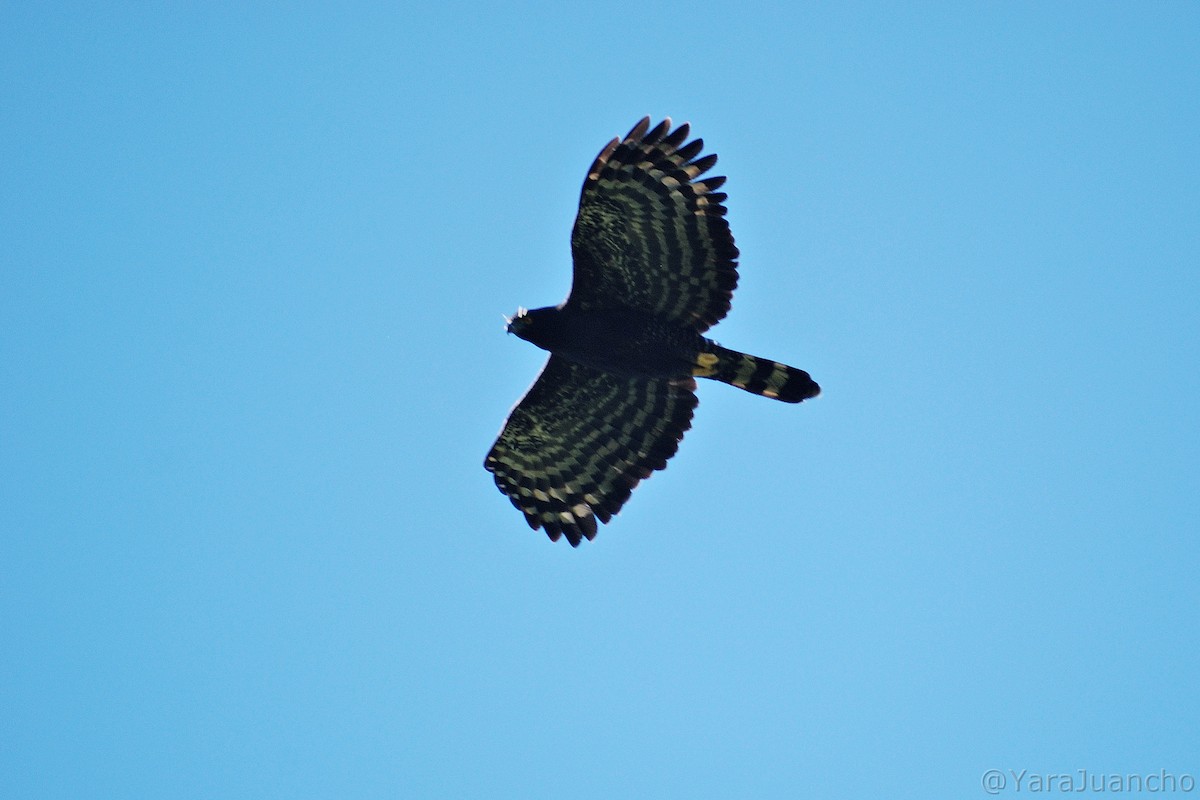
693 343 820 403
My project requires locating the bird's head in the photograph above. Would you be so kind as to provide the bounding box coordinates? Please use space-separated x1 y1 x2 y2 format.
504 307 532 338
503 305 563 350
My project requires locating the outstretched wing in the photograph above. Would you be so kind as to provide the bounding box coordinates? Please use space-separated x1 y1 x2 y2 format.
568 117 739 333
485 356 698 546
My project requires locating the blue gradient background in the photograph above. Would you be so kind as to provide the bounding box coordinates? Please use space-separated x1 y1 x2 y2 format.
3 3 1197 798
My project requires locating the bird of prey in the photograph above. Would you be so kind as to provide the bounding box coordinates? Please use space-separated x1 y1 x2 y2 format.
485 117 819 546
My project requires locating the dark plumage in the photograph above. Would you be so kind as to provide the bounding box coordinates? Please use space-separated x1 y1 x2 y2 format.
485 117 819 546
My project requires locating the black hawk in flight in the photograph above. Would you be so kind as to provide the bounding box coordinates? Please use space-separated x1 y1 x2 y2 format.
485 117 819 546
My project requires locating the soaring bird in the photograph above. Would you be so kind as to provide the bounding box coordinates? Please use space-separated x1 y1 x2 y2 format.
485 117 820 546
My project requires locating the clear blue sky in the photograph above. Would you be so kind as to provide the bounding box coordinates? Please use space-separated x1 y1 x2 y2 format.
2 2 1197 798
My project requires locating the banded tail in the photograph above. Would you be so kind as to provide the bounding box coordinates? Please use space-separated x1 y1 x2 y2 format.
693 344 820 403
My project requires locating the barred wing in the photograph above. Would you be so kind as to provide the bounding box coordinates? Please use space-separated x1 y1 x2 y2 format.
569 117 739 333
485 356 698 546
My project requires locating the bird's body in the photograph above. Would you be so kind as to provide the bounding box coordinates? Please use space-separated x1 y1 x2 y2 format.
511 304 819 401
510 306 703 381
486 117 819 546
